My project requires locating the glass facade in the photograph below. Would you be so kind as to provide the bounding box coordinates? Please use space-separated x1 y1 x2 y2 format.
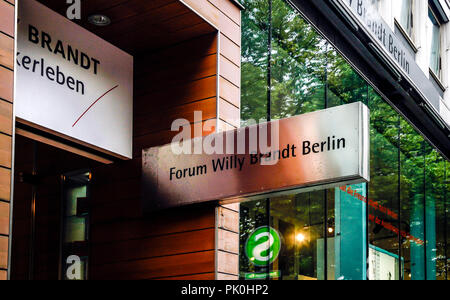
239 0 449 280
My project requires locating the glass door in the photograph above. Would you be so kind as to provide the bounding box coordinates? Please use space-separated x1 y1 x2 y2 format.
240 183 368 280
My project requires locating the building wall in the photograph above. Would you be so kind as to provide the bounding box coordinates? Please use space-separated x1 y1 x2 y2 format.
0 0 241 280
180 0 242 280
378 0 450 123
89 33 219 280
0 0 14 281
88 0 241 280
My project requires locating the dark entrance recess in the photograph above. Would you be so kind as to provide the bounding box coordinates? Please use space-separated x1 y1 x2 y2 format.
10 135 101 280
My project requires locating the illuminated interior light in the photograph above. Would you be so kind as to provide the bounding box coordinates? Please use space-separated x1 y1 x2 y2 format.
296 233 305 243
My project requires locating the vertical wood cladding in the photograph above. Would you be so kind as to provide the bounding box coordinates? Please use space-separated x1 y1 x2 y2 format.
89 0 241 280
4 0 240 280
183 0 242 130
182 0 242 279
0 0 14 280
89 31 219 280
216 204 240 279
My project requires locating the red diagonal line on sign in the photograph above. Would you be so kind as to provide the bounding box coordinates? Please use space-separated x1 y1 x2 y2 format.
72 84 119 127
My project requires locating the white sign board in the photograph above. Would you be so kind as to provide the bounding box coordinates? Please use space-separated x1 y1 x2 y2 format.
143 102 370 211
16 0 133 159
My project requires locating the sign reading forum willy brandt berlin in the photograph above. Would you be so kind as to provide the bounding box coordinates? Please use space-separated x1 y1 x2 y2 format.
142 102 370 212
15 0 133 159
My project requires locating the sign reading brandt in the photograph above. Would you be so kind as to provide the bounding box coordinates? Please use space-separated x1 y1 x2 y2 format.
142 102 370 212
16 0 133 159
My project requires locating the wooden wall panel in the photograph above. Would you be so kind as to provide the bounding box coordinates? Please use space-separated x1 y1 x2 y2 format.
182 0 220 27
134 97 217 137
220 33 241 67
183 0 242 46
91 204 216 244
216 204 239 279
89 161 218 280
0 201 9 235
0 134 11 168
209 0 241 25
91 251 216 280
0 101 12 135
217 251 239 275
89 7 222 279
0 235 7 269
213 0 241 135
136 53 218 92
161 273 216 280
217 273 239 280
0 0 14 280
220 76 240 108
220 56 240 88
218 119 237 132
91 228 215 266
0 168 10 201
0 34 13 70
219 98 240 127
135 76 217 113
0 0 14 37
133 119 217 158
0 66 13 102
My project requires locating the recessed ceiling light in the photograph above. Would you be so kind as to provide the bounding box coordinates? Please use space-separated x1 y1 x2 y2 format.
88 14 111 26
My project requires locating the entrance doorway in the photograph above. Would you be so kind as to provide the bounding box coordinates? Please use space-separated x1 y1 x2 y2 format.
10 135 101 280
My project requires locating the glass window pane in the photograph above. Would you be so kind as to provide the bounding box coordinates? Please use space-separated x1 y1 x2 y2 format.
327 48 368 108
424 146 447 280
368 88 401 280
65 186 86 216
399 0 413 36
332 184 367 280
64 216 86 243
400 119 425 280
241 0 269 125
428 9 441 76
270 0 326 119
239 191 327 280
240 200 270 279
271 191 325 280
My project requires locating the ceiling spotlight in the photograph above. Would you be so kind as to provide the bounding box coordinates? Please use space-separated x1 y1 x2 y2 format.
88 14 111 26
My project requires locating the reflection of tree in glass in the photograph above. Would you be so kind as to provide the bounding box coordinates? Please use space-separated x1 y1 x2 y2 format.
239 0 449 280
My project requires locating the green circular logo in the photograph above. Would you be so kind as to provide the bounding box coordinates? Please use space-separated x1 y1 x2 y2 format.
245 227 281 267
